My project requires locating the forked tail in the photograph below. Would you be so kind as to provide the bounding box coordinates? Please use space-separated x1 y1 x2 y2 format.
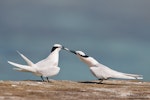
17 51 34 66
8 61 36 72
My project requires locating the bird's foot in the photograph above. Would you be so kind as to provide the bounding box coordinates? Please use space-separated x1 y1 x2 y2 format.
41 76 45 82
97 82 103 84
46 77 50 83
97 79 103 84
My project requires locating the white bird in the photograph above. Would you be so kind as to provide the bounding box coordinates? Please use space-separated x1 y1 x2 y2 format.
8 44 66 82
68 50 143 83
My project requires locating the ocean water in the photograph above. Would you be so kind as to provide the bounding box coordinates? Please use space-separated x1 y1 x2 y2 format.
0 34 149 81
0 1 150 81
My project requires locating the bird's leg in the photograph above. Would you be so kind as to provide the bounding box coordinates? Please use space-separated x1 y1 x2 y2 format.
46 77 49 82
97 79 103 84
41 76 44 82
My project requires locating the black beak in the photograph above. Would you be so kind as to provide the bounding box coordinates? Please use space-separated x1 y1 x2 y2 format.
61 46 65 49
62 47 69 51
69 50 77 55
61 47 77 55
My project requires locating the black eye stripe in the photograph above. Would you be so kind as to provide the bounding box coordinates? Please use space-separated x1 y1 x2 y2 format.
82 55 89 58
79 54 89 58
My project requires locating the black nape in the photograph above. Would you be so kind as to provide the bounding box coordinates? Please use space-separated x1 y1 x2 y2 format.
51 47 58 52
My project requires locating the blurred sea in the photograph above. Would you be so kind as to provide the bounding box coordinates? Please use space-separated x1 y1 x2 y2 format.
0 0 150 81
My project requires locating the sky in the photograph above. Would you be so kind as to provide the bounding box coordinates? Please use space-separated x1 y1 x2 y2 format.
0 0 150 81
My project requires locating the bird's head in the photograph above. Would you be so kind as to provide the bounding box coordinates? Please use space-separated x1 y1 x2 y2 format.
65 49 99 66
70 50 89 58
54 44 65 48
51 44 65 52
69 50 99 66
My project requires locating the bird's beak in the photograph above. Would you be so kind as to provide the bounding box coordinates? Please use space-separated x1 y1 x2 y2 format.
61 46 70 51
69 50 77 55
61 46 65 49
61 46 77 55
62 46 69 51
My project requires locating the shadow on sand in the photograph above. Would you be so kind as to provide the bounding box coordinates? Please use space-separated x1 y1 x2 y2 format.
78 81 128 85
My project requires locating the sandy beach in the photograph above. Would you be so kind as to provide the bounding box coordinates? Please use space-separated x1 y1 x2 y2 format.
0 80 149 100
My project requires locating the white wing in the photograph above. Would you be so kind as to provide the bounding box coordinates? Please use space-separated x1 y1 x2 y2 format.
90 63 143 80
35 53 58 67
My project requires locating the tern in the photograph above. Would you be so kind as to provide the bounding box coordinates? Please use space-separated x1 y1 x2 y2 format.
68 50 143 83
8 44 65 82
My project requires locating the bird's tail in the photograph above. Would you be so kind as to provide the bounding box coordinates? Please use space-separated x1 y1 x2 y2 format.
123 73 143 79
8 61 36 72
13 68 32 72
17 51 34 66
113 71 143 80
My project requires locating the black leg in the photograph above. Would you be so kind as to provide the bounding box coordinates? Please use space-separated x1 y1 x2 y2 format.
46 77 49 82
97 79 103 84
41 76 44 82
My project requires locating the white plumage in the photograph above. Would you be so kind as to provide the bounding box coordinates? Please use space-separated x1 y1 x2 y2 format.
8 44 64 82
69 50 143 83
